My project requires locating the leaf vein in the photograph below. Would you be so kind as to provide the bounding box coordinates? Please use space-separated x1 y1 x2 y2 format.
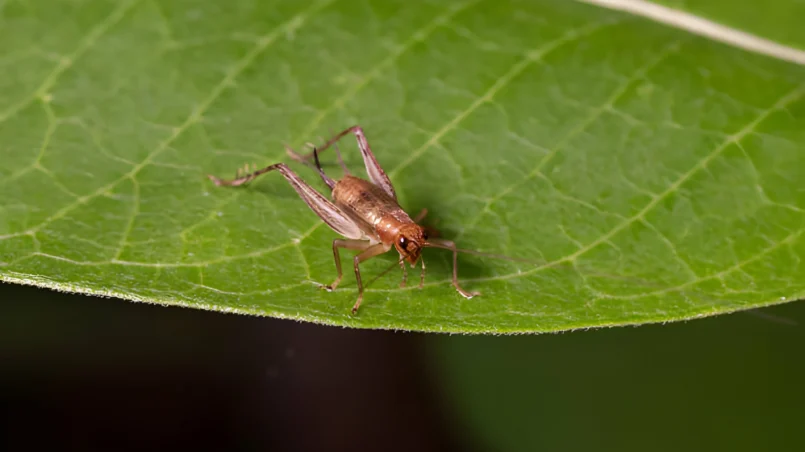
388 19 625 179
476 81 805 285
455 37 684 242
295 0 479 150
0 0 142 124
0 0 335 242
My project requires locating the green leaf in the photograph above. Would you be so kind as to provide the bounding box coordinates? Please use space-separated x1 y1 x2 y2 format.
1 0 804 333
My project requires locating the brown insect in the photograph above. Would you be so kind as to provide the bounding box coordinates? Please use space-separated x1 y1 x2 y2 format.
208 126 479 314
206 128 782 323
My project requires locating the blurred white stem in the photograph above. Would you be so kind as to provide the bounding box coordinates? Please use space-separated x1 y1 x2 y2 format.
577 0 805 65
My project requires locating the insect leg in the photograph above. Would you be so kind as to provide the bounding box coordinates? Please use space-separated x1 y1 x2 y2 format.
297 126 398 200
399 258 408 288
426 238 480 299
286 145 316 167
208 162 284 187
207 163 364 240
413 208 428 223
412 208 441 238
419 257 426 289
351 242 392 314
326 239 372 291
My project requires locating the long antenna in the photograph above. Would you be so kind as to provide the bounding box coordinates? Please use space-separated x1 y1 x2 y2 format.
423 241 686 289
365 251 412 288
330 130 351 175
436 245 547 265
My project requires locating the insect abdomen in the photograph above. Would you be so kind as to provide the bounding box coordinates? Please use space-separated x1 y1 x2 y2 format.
333 176 412 242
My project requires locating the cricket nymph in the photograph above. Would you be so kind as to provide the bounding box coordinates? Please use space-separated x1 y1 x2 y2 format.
208 125 479 314
332 175 427 265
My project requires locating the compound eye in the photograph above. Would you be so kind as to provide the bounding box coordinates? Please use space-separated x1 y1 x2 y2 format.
399 236 408 249
422 231 429 241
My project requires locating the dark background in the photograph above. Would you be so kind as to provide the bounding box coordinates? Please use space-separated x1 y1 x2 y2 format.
2 283 804 452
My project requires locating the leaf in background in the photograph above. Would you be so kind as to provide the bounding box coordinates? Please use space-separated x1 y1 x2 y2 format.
1 0 804 333
431 301 805 451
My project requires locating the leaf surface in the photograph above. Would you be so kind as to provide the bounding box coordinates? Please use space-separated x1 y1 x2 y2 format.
1 0 804 333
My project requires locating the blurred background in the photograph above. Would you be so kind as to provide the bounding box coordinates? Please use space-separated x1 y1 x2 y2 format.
2 283 803 451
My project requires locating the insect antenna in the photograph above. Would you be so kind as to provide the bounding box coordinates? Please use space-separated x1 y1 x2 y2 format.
365 250 412 288
424 242 658 286
286 145 312 166
311 148 336 189
285 145 336 189
429 243 797 325
743 309 798 326
322 128 353 176
434 245 547 265
332 140 351 175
